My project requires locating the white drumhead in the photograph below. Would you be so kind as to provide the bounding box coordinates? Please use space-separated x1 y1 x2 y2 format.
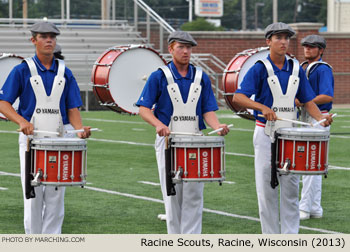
0 54 22 119
277 127 329 137
108 46 166 114
237 47 270 87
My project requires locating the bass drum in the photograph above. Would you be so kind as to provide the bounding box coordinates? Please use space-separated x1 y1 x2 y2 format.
91 45 167 115
0 53 22 120
222 47 269 120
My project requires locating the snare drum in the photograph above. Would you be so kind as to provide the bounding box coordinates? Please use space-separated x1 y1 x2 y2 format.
30 138 87 186
91 45 166 114
170 135 225 183
222 47 293 120
275 127 330 175
0 53 22 120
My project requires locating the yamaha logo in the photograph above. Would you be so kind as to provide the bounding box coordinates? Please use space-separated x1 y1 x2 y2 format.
311 145 317 151
273 107 278 112
173 116 179 121
35 108 59 114
202 151 208 157
63 154 69 161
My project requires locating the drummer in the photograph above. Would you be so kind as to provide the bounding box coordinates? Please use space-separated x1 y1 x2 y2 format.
0 21 91 234
297 35 334 221
233 22 332 234
136 31 229 234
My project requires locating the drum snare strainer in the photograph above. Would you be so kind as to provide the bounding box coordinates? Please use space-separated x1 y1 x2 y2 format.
275 127 330 176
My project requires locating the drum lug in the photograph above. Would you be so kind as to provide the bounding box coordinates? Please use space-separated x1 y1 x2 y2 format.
172 167 183 184
31 169 43 187
279 158 291 175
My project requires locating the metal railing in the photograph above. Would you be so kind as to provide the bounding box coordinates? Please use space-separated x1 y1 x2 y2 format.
0 18 130 29
133 0 175 52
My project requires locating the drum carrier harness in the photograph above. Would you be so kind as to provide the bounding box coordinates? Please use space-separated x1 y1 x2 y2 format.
160 65 203 196
299 61 332 123
24 57 66 199
258 58 300 188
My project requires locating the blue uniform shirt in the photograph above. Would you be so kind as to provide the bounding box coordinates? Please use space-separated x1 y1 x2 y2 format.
136 61 218 130
307 59 334 112
235 55 316 124
0 55 82 124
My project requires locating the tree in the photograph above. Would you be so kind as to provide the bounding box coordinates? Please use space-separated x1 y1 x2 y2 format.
181 17 225 31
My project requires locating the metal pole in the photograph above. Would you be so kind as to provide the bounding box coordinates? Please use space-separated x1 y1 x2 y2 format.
189 0 193 22
61 0 65 20
273 0 278 23
159 25 163 53
255 3 258 30
134 0 138 32
66 0 70 20
146 12 150 44
242 0 246 30
9 0 13 22
112 0 116 21
23 0 28 26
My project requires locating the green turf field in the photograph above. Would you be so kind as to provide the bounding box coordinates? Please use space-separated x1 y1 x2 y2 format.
0 108 349 234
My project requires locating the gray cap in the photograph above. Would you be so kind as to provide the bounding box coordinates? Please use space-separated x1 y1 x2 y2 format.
167 31 197 46
301 35 326 49
54 44 62 54
30 21 60 35
264 22 295 39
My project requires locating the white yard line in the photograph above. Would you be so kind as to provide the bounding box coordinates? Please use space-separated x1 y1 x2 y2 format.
138 180 236 186
0 187 8 190
138 181 160 186
0 171 343 234
83 118 147 125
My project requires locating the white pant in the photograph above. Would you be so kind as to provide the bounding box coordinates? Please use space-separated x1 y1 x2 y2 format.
155 134 204 234
253 126 300 234
19 124 74 234
299 118 330 216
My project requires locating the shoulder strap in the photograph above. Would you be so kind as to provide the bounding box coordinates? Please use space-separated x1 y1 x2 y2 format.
193 66 202 86
56 59 65 78
291 58 299 77
159 65 175 85
24 57 39 76
305 61 332 78
258 59 274 77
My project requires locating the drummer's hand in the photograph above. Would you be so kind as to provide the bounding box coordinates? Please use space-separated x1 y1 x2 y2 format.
217 124 230 136
19 121 34 135
156 124 170 137
77 126 91 139
261 106 277 121
321 114 333 127
295 98 303 107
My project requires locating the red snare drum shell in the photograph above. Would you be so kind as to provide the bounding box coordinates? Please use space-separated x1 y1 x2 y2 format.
34 150 84 183
170 136 225 182
173 147 222 179
276 128 330 175
278 139 328 173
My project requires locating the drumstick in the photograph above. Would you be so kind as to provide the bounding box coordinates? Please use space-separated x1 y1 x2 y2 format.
66 128 100 134
257 114 312 127
170 132 203 136
207 124 234 135
16 129 60 135
312 113 337 127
